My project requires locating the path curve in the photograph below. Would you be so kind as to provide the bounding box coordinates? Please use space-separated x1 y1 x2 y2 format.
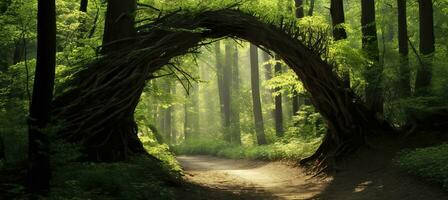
177 155 448 200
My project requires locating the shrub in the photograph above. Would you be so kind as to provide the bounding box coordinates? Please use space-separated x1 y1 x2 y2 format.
397 144 448 190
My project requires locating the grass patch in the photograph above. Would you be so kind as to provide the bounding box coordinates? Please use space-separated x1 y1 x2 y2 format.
173 138 321 161
396 144 448 190
49 136 182 200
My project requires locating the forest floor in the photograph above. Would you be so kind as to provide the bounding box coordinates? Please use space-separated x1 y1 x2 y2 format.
175 153 448 200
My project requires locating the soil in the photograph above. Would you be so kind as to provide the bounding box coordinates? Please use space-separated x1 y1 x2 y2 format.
175 152 448 200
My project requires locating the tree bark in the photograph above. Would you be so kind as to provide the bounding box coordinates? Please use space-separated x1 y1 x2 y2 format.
223 42 232 142
415 0 434 96
0 136 4 161
27 0 56 194
397 0 411 98
215 42 225 128
361 0 383 114
249 45 267 145
308 0 315 16
331 0 349 87
274 55 284 137
231 43 241 144
80 0 88 12
294 0 304 18
102 0 136 53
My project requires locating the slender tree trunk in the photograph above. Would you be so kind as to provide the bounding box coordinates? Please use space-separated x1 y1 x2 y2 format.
250 45 267 145
215 42 225 127
171 85 177 144
27 0 56 194
0 136 4 161
163 80 172 144
274 55 284 137
184 102 192 144
80 0 88 12
231 43 241 144
331 0 350 87
331 0 347 40
308 0 315 16
102 0 136 53
223 42 232 142
294 0 304 18
415 0 434 96
397 0 411 97
361 0 383 114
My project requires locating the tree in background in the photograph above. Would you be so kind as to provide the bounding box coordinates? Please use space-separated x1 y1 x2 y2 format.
361 0 383 114
415 0 435 96
27 0 56 193
230 42 241 144
222 41 233 142
330 0 349 87
397 0 411 98
250 44 267 145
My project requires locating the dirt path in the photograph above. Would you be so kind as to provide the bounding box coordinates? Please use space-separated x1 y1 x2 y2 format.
176 155 448 200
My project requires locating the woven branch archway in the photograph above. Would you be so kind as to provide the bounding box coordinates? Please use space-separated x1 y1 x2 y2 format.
53 9 392 164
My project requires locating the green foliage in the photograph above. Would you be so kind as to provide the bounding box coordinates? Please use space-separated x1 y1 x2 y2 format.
50 156 177 200
285 105 326 141
397 144 448 190
173 138 320 161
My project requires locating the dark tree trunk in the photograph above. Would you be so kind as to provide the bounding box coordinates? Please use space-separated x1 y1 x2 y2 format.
223 42 232 142
361 0 383 114
397 0 411 98
274 55 284 137
415 0 435 96
294 0 304 18
102 0 136 53
0 136 4 161
231 43 241 144
80 0 88 12
308 0 315 16
250 45 267 145
330 0 347 40
330 0 349 87
27 0 56 194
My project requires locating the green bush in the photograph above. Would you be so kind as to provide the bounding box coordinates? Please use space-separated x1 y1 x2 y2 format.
173 138 321 161
397 144 448 190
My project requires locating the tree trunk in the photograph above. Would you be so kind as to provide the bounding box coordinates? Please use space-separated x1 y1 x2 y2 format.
397 0 411 98
102 0 136 53
330 0 349 87
163 80 173 144
274 55 284 137
231 43 241 144
361 0 383 114
27 0 56 194
294 0 304 18
0 136 4 161
308 0 315 16
215 41 225 127
80 0 88 12
415 0 434 96
223 41 232 142
250 45 267 145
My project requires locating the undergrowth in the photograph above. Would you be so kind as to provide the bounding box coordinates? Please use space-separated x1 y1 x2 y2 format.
397 144 448 191
173 138 321 161
49 135 182 200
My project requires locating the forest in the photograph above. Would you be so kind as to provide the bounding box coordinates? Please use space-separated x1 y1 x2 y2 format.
1 0 448 199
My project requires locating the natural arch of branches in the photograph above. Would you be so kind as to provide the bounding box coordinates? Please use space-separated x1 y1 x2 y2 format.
52 9 393 166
